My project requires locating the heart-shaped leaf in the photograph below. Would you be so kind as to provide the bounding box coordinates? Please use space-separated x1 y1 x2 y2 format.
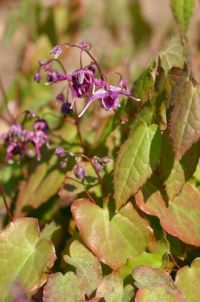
43 272 84 302
64 240 102 297
175 258 200 302
170 78 200 160
0 218 56 301
96 272 134 302
135 182 200 246
114 123 161 210
72 199 154 270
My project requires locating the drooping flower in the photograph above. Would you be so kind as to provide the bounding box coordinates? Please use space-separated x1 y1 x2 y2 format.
92 156 111 172
78 85 137 117
61 102 72 117
33 119 49 134
55 147 66 158
50 44 63 59
33 72 41 83
74 164 86 181
5 142 23 162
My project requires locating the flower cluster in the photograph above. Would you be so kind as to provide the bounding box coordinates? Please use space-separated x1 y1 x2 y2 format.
0 118 50 162
34 41 139 117
55 146 110 181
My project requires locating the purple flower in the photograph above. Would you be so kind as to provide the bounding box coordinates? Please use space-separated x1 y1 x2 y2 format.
92 156 110 172
67 66 95 108
79 40 91 50
61 102 72 116
101 156 110 164
51 44 63 59
74 164 86 181
55 147 66 157
46 71 67 84
27 130 50 160
56 93 65 102
78 85 136 117
6 142 22 161
33 72 41 83
33 119 49 134
60 160 67 169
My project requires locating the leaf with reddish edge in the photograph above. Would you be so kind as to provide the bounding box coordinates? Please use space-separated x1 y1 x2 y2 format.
0 218 56 302
135 181 200 246
132 265 185 302
169 77 200 160
114 122 161 210
175 258 200 302
135 288 179 302
64 240 102 297
96 272 134 302
160 132 200 200
43 272 84 302
72 199 155 270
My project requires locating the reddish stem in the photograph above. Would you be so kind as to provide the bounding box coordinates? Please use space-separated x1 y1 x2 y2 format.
0 183 13 221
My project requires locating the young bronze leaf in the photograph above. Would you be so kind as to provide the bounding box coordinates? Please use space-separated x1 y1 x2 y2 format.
171 0 195 33
72 199 154 270
64 240 102 297
170 78 200 160
96 272 134 302
136 182 200 246
0 218 56 302
43 272 84 302
133 265 185 302
114 122 161 210
160 36 184 73
175 258 200 302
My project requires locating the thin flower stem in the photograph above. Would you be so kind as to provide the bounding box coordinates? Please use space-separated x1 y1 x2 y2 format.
0 183 13 222
169 252 181 269
85 191 95 203
63 42 105 80
0 76 15 123
75 153 106 194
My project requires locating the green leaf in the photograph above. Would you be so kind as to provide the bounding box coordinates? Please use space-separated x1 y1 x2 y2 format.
43 272 84 302
0 218 56 301
64 240 102 297
160 133 200 200
135 288 179 302
171 0 195 33
40 221 60 242
129 106 155 134
119 252 163 279
132 67 154 103
72 199 154 270
135 182 200 246
96 272 134 302
133 266 184 301
170 78 200 159
160 36 184 73
114 123 161 210
175 258 200 302
15 156 65 216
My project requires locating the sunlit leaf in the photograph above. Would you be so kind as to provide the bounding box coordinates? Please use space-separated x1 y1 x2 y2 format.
135 288 179 302
64 240 102 297
175 258 200 302
96 272 134 302
171 0 195 33
133 265 184 302
160 36 184 73
43 272 84 302
169 77 200 159
135 182 200 246
72 199 154 270
114 123 161 210
0 218 56 301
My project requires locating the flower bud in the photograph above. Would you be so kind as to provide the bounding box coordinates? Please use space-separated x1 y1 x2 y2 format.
74 164 86 181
